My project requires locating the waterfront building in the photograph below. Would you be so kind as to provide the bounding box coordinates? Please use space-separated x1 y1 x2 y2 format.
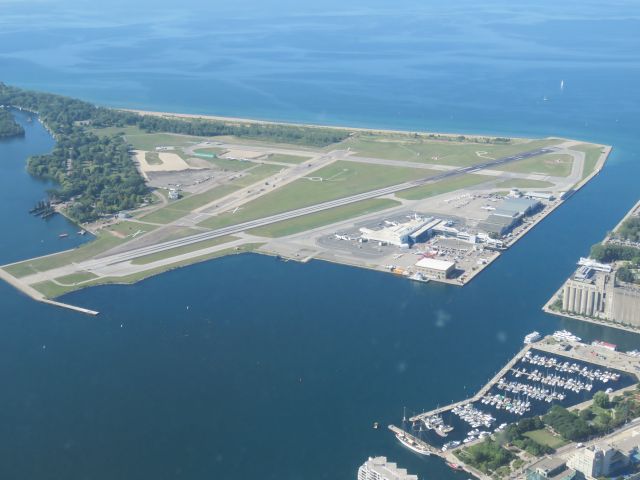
578 257 613 273
526 457 576 480
561 276 607 317
501 197 542 215
567 443 632 479
525 191 555 201
357 456 418 480
478 213 519 237
560 265 640 327
359 217 435 247
610 283 640 326
414 257 455 279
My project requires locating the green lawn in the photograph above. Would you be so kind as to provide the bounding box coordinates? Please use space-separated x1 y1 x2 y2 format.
3 230 128 277
55 271 98 285
573 144 606 181
125 133 205 151
31 243 264 298
498 153 573 176
248 198 400 237
31 280 74 299
342 134 562 167
267 153 311 164
495 179 554 189
145 151 162 165
107 220 158 237
523 429 568 449
229 164 283 187
131 235 238 265
199 161 434 230
395 174 493 200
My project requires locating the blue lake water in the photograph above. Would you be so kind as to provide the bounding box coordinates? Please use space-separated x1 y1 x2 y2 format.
0 1 639 479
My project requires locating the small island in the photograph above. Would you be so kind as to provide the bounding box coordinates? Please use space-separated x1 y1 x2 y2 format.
0 107 25 138
0 83 610 313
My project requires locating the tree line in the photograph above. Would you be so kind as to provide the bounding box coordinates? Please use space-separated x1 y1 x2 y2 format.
0 82 350 222
0 108 25 138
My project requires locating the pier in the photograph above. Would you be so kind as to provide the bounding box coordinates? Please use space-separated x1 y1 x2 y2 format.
0 268 99 316
410 345 532 422
410 337 639 424
398 335 640 480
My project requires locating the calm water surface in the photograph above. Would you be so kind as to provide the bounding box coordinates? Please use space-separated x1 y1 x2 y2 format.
0 1 639 479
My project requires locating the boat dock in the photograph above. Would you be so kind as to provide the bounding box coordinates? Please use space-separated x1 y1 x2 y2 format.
410 345 533 422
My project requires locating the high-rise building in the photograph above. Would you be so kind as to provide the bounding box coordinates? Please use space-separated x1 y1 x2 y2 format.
568 446 618 478
357 457 418 480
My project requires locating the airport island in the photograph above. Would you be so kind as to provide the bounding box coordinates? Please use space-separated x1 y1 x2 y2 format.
0 84 610 313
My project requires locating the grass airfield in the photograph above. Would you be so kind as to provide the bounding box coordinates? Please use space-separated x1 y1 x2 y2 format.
1 122 609 301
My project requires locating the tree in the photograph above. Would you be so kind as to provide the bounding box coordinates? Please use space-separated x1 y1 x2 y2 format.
616 266 636 284
593 391 610 409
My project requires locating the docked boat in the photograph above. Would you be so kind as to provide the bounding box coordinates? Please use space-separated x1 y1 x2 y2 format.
394 430 431 456
446 462 464 471
524 331 541 344
441 440 461 451
591 340 617 351
552 330 581 342
422 414 453 437
408 272 430 283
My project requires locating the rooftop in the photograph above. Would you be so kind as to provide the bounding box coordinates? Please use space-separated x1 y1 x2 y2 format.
415 257 455 271
361 456 418 480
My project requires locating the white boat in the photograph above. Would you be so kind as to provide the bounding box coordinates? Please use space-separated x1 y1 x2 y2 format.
409 272 430 283
524 331 541 344
552 330 581 342
395 431 431 456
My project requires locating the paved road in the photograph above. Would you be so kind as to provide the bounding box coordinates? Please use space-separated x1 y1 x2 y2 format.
64 146 556 271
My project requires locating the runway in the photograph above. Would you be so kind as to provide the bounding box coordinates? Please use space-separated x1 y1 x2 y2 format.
73 146 557 270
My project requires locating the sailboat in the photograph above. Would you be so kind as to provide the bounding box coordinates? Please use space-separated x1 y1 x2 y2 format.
394 408 431 456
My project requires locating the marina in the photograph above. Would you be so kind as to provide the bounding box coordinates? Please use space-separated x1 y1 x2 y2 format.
395 332 639 456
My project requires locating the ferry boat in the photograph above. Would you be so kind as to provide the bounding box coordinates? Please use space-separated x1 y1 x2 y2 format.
394 430 431 456
524 331 541 344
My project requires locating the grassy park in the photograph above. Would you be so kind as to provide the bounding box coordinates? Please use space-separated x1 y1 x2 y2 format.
31 243 265 298
499 153 574 177
267 153 311 164
342 134 562 167
248 198 400 237
199 161 433 230
395 174 493 200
